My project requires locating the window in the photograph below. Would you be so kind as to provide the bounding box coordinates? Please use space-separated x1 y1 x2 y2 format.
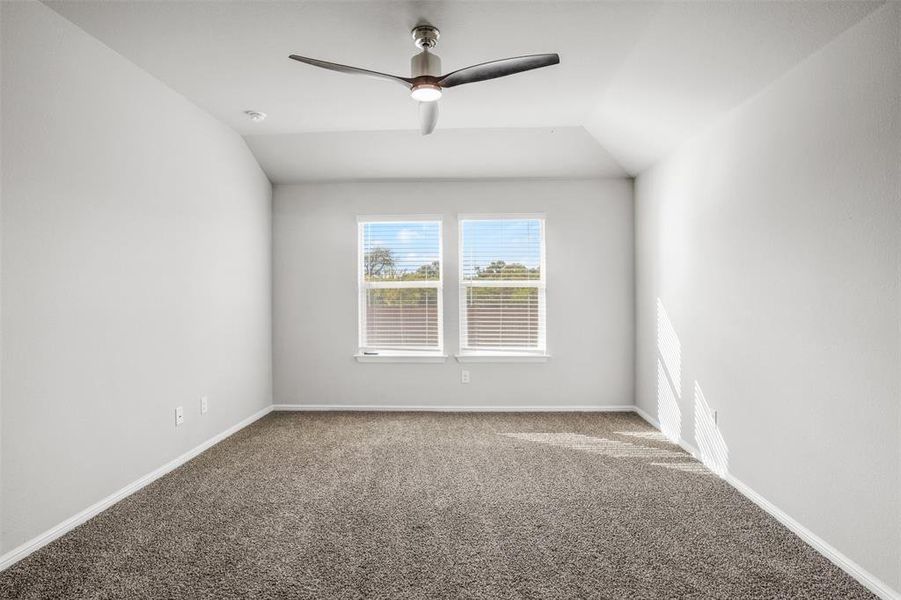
357 217 443 359
459 216 547 358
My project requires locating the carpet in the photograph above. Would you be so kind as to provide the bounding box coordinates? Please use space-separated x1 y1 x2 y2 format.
0 411 875 599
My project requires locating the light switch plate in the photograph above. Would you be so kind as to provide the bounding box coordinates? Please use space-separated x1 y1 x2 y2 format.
175 406 184 426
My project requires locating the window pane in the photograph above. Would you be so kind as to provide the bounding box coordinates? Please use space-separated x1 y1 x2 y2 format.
362 221 440 282
464 287 543 349
365 288 439 349
461 219 542 281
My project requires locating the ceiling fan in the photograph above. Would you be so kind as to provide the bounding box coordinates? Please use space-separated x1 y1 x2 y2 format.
289 25 560 135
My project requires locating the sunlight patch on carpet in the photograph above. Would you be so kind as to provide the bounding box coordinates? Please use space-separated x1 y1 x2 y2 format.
649 462 714 476
501 432 685 459
615 430 670 442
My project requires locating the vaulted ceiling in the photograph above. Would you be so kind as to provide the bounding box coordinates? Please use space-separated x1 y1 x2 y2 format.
46 0 881 182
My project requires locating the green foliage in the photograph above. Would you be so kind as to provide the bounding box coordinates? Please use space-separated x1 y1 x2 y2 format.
365 248 438 282
364 247 396 280
364 250 539 306
474 260 540 280
410 261 439 280
467 286 538 304
365 248 438 306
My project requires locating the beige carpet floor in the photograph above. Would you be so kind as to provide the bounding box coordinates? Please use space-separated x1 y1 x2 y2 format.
0 411 876 599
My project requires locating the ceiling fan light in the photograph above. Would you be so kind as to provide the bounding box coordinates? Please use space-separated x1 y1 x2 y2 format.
411 84 442 102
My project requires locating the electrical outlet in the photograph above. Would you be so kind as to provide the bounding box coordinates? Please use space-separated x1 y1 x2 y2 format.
175 406 184 427
201 396 208 415
461 370 470 384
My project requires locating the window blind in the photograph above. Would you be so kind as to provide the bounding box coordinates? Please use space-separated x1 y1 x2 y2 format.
359 219 443 352
460 217 546 353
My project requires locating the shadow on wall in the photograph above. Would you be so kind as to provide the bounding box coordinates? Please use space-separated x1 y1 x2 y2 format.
694 382 729 476
656 299 682 440
656 298 730 476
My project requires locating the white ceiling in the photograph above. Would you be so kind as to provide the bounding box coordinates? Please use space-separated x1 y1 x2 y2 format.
46 1 880 182
246 127 626 183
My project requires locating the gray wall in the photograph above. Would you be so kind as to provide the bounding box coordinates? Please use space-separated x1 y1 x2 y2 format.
634 3 900 589
273 179 633 409
0 1 272 553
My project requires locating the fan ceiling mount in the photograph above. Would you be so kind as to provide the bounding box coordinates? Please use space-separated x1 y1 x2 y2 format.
411 24 440 50
289 23 560 135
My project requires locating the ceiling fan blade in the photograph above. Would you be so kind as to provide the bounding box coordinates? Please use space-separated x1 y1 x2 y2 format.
420 101 439 135
437 53 559 88
289 55 412 88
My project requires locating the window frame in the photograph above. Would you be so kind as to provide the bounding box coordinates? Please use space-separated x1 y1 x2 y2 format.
457 214 548 360
356 215 446 361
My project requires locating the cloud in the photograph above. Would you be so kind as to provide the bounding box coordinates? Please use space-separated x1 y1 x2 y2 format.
396 228 422 242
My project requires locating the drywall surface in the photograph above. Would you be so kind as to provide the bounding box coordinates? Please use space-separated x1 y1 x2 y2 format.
273 179 633 409
0 0 4 547
0 1 272 553
635 3 901 590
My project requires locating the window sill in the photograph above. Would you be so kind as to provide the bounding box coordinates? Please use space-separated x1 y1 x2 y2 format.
455 353 550 363
355 352 448 363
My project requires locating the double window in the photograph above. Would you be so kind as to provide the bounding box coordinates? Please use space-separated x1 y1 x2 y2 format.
357 215 546 360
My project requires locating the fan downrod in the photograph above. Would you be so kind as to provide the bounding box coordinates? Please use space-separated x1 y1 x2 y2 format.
412 25 440 49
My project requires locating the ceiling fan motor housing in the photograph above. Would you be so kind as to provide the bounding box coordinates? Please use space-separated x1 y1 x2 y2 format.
411 50 441 78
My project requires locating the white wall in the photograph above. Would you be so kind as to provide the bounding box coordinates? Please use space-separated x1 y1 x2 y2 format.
634 3 900 592
274 179 633 409
0 1 272 553
0 0 4 547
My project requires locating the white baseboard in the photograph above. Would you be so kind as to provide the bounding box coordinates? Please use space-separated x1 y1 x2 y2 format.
630 405 899 600
724 473 900 600
0 405 273 573
272 404 637 412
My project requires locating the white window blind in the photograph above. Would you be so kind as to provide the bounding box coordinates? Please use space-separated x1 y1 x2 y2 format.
459 216 546 354
358 218 443 353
